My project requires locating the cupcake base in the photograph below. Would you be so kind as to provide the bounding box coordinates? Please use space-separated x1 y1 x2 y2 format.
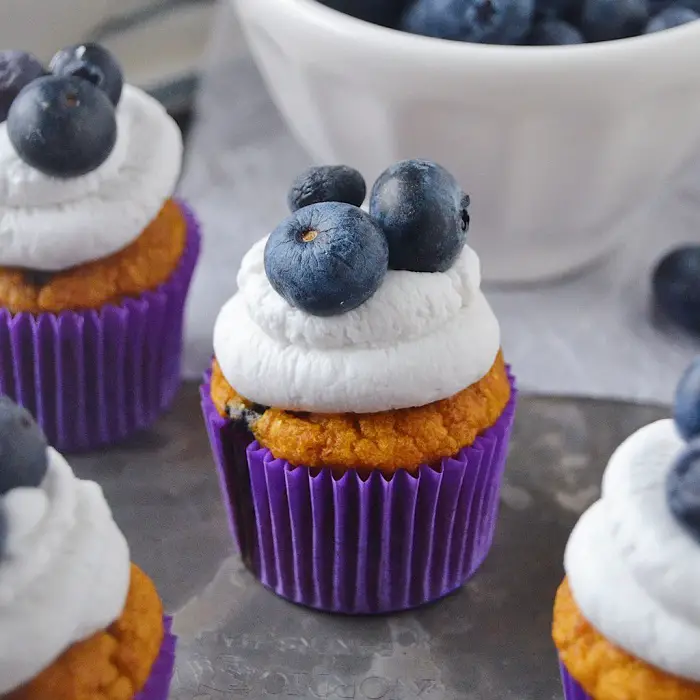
200 370 516 615
135 616 177 700
559 660 591 700
0 200 200 452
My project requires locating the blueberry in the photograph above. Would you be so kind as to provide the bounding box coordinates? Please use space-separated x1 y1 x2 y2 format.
646 4 699 30
318 0 409 26
8 75 117 178
49 43 123 107
0 50 45 123
678 0 700 12
264 202 389 316
648 0 672 13
369 159 469 273
667 441 700 544
288 165 367 212
652 246 700 335
529 18 585 42
534 0 577 20
673 357 700 441
400 0 535 45
580 0 648 40
0 397 48 497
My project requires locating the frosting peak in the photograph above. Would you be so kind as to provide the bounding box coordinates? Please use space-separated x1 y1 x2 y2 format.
0 84 182 271
565 419 700 682
214 237 500 413
0 449 130 694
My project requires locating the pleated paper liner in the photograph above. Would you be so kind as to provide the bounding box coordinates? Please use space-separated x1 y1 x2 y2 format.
0 200 200 452
134 616 177 700
201 369 517 615
559 660 592 700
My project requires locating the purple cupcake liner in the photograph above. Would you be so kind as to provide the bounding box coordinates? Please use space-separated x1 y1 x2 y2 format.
559 659 592 700
134 616 177 700
0 200 200 452
200 369 516 614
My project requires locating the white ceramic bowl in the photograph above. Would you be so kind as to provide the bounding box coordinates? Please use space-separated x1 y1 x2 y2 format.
233 0 700 283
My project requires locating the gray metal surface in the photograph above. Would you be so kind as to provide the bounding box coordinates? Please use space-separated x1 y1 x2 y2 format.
69 383 667 700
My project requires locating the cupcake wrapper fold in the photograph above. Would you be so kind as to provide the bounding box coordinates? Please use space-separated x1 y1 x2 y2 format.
559 660 592 700
0 200 200 452
134 616 177 700
201 369 516 614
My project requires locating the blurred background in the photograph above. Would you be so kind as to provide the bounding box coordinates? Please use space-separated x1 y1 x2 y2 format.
3 0 700 405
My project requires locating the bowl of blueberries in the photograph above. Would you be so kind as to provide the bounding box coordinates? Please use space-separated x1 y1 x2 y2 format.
233 0 700 283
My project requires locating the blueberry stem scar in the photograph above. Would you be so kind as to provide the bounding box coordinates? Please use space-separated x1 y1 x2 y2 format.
302 229 319 243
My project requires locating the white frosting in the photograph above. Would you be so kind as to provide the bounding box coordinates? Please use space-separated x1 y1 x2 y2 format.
213 237 501 413
0 84 182 271
565 419 700 682
0 449 130 694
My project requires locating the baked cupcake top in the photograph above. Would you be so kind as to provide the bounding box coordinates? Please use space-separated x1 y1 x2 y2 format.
0 397 130 695
214 160 501 413
0 45 182 272
564 358 700 683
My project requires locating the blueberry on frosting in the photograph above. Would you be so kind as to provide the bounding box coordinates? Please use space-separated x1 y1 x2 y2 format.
0 396 48 496
50 43 123 107
7 75 117 177
673 356 700 441
288 165 367 212
0 50 45 123
667 441 700 544
667 358 700 543
264 201 389 316
370 159 470 273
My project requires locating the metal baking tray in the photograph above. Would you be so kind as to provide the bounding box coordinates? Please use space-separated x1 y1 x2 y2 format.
70 383 666 700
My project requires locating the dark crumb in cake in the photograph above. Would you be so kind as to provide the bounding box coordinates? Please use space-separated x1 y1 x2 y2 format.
225 400 269 430
22 269 54 288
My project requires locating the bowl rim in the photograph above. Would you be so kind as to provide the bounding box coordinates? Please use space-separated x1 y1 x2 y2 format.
239 0 700 66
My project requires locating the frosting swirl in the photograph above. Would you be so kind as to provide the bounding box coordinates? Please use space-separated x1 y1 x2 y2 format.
0 84 182 271
213 237 500 413
565 419 700 682
0 449 130 694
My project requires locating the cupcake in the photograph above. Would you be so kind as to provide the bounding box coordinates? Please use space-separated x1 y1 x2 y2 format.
0 396 176 699
0 45 200 451
553 358 700 699
201 160 516 614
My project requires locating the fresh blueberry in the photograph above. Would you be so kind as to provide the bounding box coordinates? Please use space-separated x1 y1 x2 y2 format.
0 396 48 497
318 0 409 26
646 4 699 30
534 0 578 20
667 441 700 544
370 159 469 273
8 75 117 178
288 165 367 212
0 50 45 123
648 0 672 13
401 0 535 45
580 0 648 40
49 43 123 107
529 18 584 42
673 357 700 441
652 246 700 335
264 202 389 316
678 0 700 12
